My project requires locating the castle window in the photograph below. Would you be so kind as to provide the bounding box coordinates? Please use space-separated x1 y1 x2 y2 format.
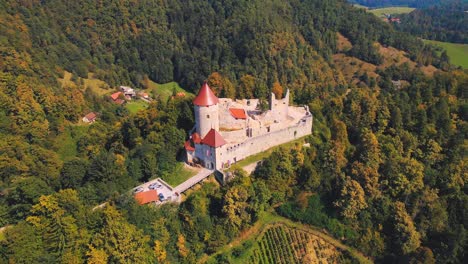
207 114 210 118
247 100 251 106
267 126 270 133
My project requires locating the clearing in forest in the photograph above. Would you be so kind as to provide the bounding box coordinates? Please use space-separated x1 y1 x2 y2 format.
206 212 370 264
423 40 468 69
368 7 415 17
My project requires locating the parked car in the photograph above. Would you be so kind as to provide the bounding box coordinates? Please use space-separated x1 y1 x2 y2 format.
133 187 144 194
149 183 162 190
158 193 165 201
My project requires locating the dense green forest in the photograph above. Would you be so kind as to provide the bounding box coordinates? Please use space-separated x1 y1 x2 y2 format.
396 0 468 43
349 0 445 8
0 0 466 263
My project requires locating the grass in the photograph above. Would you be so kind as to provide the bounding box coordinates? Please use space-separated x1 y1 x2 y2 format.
423 40 468 69
125 100 149 114
205 211 371 264
58 71 111 96
368 7 415 17
146 80 193 101
233 137 308 169
161 162 198 186
55 125 89 161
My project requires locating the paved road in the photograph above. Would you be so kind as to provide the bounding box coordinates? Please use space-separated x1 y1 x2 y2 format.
173 168 214 194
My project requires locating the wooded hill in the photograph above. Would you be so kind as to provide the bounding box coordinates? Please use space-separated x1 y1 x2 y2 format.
396 0 468 44
0 0 466 263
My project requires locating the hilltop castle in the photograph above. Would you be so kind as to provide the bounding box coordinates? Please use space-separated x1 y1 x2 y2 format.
185 82 313 171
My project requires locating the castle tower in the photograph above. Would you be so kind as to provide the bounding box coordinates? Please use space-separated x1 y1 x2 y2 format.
193 82 219 138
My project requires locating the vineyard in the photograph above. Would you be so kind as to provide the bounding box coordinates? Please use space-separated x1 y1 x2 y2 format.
246 225 356 264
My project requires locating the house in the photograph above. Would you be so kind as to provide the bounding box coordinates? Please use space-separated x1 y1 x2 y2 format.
120 86 136 97
82 112 97 123
185 82 313 171
134 190 159 205
110 92 125 105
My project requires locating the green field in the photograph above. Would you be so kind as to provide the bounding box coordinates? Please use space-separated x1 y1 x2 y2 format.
160 162 198 186
368 7 415 17
125 100 149 114
423 40 468 69
55 125 89 161
146 80 193 101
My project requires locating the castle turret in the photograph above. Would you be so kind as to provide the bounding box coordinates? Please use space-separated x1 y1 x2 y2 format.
193 82 219 138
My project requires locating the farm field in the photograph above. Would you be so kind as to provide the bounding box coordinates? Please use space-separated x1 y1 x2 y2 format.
247 225 352 264
368 7 415 17
206 212 370 264
423 40 468 69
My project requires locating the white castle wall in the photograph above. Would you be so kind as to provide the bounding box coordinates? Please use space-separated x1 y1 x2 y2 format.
215 115 313 169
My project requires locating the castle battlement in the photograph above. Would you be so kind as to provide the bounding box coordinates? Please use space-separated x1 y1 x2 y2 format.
185 82 312 171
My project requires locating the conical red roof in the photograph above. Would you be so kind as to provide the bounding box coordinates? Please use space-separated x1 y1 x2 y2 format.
201 128 226 148
193 82 219 106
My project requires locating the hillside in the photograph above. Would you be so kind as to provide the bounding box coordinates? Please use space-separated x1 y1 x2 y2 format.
424 40 468 68
349 0 444 8
0 0 466 264
396 0 468 44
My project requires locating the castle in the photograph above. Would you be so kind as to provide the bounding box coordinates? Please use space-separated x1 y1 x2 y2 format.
185 82 313 171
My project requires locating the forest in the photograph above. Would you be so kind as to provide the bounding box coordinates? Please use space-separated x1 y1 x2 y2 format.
0 0 466 263
395 0 468 44
349 0 446 8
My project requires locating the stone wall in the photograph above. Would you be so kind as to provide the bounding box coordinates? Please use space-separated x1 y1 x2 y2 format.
215 114 313 169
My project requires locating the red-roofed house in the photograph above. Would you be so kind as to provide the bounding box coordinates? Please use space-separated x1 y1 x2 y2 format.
82 112 97 123
134 190 159 205
110 92 126 105
229 108 247 119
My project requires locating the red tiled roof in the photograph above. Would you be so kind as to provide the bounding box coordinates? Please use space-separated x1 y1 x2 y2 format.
192 133 201 144
84 112 97 121
193 82 218 106
229 108 247 119
184 140 195 151
114 99 125 105
134 190 159 205
111 92 122 100
201 128 226 148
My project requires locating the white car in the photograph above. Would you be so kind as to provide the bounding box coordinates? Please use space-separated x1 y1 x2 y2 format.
149 183 162 190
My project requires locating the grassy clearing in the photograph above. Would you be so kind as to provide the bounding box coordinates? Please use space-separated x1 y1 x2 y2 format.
423 40 468 69
161 162 198 186
368 7 415 17
125 100 149 114
58 71 111 96
55 125 89 161
205 211 371 264
145 80 194 101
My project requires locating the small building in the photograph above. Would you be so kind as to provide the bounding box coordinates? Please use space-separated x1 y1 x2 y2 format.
139 92 150 99
82 112 97 123
110 92 125 105
134 190 159 205
120 86 136 97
